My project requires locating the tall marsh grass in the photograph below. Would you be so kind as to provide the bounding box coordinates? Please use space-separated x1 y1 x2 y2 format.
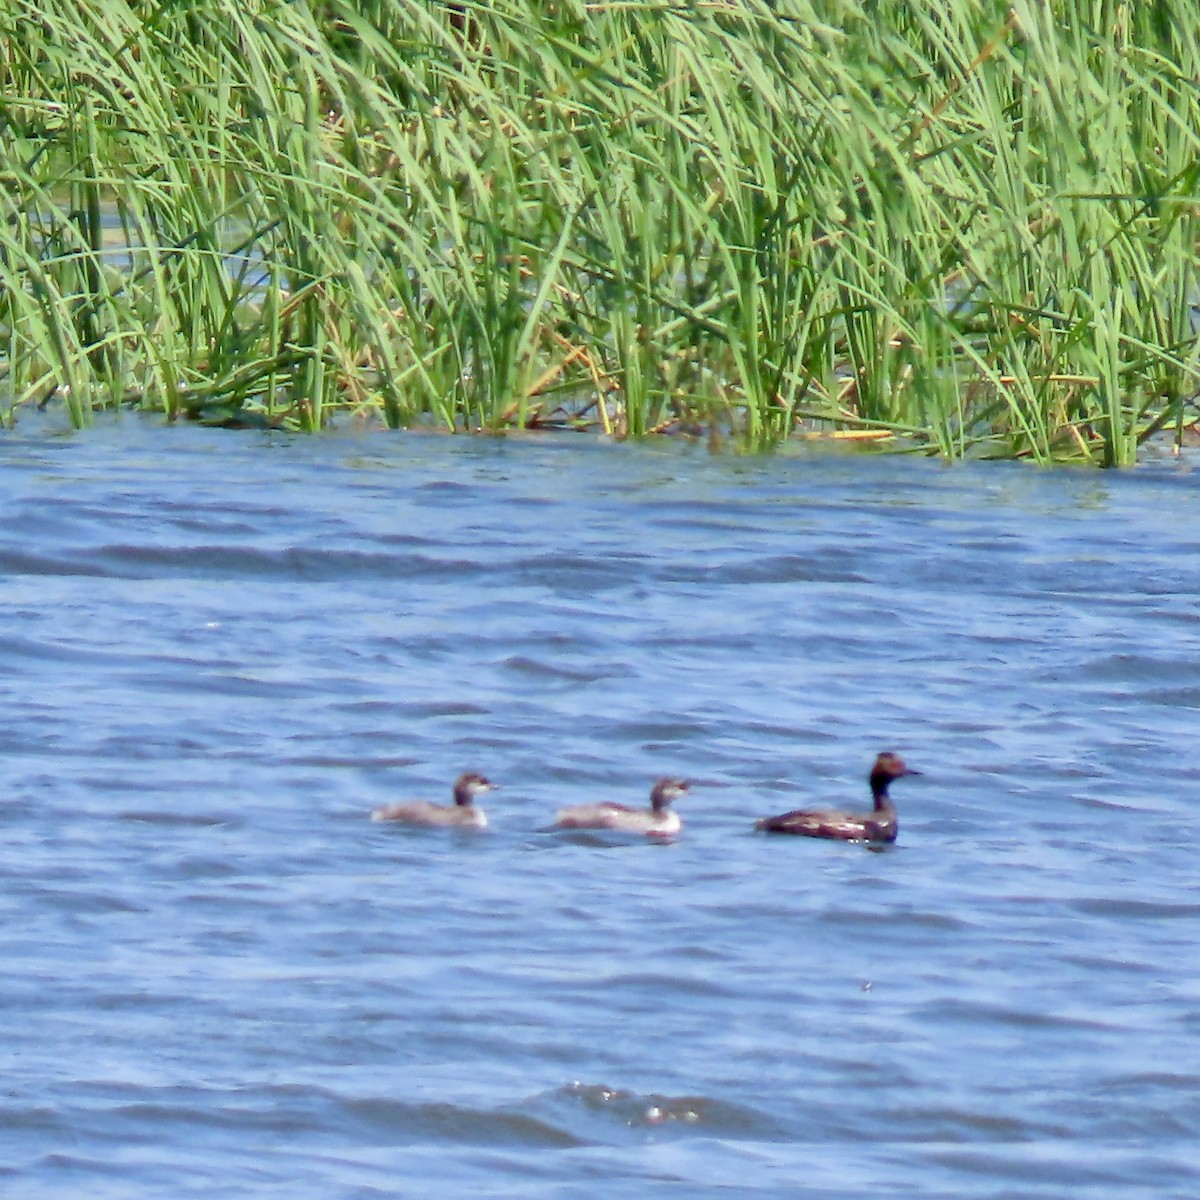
2 0 1199 461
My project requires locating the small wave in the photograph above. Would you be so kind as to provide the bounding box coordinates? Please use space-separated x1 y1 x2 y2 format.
343 1096 584 1148
538 1081 787 1141
99 1084 584 1149
914 997 1118 1033
879 1102 1072 1142
543 829 679 850
819 906 973 931
33 887 148 916
12 542 495 584
118 810 232 827
585 971 736 1000
1070 897 1200 920
499 655 627 684
661 558 866 585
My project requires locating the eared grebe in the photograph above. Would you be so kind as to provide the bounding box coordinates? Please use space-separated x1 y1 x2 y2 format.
755 752 919 842
371 772 495 828
554 778 689 837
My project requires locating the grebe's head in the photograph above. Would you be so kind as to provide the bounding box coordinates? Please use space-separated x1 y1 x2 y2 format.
453 772 496 806
870 753 920 783
649 777 690 812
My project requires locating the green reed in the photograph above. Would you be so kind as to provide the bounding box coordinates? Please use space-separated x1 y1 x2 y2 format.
1 0 1198 462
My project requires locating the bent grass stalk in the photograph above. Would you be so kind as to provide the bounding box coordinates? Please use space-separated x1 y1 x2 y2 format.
1 0 1198 461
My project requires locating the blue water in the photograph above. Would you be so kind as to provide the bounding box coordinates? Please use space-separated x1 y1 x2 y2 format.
2 418 1199 1198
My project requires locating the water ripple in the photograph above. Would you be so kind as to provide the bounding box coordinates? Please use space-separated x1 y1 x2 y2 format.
2 424 1199 1198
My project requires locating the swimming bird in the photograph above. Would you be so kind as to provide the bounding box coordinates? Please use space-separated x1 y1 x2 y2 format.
754 752 919 842
371 772 495 828
554 778 689 837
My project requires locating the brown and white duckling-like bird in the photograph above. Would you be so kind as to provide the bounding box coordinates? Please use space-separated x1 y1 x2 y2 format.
554 778 689 837
755 752 919 843
371 772 495 828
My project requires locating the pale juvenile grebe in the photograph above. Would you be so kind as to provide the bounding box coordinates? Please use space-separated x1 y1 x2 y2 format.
371 772 495 828
754 752 919 842
554 778 689 837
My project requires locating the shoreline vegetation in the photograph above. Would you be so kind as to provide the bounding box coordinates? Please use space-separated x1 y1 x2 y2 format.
2 2 1199 463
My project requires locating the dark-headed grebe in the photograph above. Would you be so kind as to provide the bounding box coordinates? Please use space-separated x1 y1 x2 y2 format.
555 778 689 837
755 752 919 842
371 772 495 828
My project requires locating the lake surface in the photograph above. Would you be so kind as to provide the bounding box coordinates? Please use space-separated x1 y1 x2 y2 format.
1 418 1198 1198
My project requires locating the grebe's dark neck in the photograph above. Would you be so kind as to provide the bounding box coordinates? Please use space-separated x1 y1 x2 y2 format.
453 782 475 807
646 778 687 814
870 772 897 814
